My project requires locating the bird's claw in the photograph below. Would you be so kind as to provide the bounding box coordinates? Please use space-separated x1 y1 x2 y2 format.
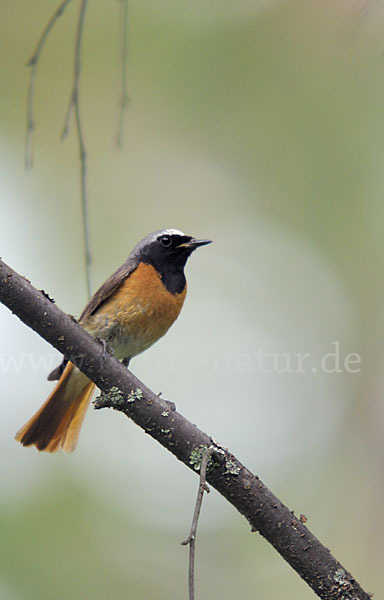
95 337 114 360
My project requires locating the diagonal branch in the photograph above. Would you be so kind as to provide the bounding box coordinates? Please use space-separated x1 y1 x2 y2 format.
0 258 372 600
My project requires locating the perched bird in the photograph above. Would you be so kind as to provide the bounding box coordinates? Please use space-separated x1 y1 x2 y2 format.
15 229 211 453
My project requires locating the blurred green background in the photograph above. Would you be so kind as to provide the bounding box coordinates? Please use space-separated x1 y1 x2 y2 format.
1 0 383 598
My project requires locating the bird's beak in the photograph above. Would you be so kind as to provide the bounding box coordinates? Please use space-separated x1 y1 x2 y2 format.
178 238 212 249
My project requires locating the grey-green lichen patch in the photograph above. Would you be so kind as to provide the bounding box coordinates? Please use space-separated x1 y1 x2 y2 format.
105 386 124 405
161 410 170 417
333 567 355 597
95 386 143 409
224 458 241 476
189 445 216 472
108 386 123 400
127 387 143 402
333 568 348 586
95 386 125 409
161 428 170 434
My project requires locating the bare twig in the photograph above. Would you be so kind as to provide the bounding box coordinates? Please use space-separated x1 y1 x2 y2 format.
26 0 92 298
25 0 72 169
339 0 380 37
354 0 378 21
61 0 92 299
182 447 214 600
0 259 373 600
117 0 130 148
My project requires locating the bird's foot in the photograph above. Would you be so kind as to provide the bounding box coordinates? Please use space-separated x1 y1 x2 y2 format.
95 337 114 360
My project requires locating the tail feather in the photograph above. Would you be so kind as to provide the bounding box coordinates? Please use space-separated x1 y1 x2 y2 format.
15 362 95 453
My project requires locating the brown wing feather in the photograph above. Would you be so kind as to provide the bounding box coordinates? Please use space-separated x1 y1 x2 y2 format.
79 258 138 323
47 257 138 381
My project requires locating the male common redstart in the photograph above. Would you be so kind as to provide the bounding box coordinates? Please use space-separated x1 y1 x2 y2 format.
15 229 211 453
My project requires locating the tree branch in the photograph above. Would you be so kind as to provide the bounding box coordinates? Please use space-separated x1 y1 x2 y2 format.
25 0 73 169
181 446 213 600
60 0 92 299
0 258 372 600
25 0 92 299
117 0 130 148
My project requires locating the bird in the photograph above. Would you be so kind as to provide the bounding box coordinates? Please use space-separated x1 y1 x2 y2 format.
15 229 211 453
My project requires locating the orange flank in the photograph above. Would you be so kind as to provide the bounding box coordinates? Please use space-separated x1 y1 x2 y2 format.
83 263 187 359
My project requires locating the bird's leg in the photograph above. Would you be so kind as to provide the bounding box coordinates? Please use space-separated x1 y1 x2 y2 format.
95 337 114 360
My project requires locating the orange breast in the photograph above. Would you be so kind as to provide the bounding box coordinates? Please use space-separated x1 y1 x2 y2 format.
84 263 187 359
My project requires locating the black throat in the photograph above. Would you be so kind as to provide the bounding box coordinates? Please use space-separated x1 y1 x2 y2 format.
139 255 186 294
157 264 186 295
137 238 191 295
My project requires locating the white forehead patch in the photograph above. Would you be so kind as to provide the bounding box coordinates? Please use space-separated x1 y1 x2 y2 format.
132 228 190 258
159 228 185 237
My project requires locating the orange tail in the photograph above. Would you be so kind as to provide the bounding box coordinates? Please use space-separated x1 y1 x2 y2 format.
15 362 95 453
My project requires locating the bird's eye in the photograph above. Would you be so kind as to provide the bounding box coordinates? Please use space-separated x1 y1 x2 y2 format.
159 235 172 248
